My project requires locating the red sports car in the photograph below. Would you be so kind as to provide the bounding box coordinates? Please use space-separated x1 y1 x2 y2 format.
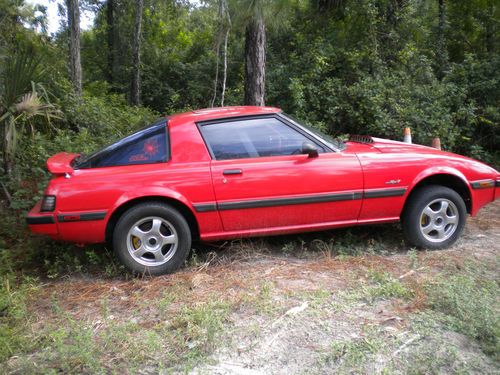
27 106 499 275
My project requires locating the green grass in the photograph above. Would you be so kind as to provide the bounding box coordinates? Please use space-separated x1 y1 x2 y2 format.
424 264 500 359
314 314 496 375
323 336 381 369
5 297 232 373
0 276 39 362
171 299 230 353
239 280 282 316
361 269 413 301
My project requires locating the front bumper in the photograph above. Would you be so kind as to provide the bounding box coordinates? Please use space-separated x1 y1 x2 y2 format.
26 199 59 238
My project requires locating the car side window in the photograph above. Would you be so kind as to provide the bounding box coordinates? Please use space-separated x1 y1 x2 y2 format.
76 122 168 168
200 117 324 160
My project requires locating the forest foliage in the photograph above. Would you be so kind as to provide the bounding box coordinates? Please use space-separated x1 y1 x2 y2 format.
0 0 499 208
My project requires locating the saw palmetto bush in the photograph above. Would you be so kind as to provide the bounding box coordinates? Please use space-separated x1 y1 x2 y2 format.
0 46 60 176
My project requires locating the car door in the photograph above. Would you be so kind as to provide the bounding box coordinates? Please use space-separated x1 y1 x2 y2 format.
198 115 364 232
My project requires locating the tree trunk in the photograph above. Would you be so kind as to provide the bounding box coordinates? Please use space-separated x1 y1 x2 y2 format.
130 0 144 106
2 118 15 176
211 0 231 107
210 32 221 107
244 17 266 106
106 0 115 85
221 28 229 106
67 0 82 97
436 0 448 79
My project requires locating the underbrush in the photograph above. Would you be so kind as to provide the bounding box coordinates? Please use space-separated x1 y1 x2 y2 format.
0 203 125 363
2 90 159 211
189 223 405 267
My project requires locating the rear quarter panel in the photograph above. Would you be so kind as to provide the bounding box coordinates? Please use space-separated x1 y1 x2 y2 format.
49 119 222 243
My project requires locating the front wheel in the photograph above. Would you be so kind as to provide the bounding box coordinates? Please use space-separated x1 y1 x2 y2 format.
402 185 467 249
113 202 192 275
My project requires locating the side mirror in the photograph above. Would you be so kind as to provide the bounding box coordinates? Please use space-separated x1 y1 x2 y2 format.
301 142 319 158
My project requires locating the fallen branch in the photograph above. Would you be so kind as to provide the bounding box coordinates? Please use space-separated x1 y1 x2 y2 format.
261 301 310 349
399 267 425 279
270 301 309 329
393 334 420 356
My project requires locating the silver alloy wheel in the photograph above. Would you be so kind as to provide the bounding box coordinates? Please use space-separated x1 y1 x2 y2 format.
126 216 178 266
419 198 459 243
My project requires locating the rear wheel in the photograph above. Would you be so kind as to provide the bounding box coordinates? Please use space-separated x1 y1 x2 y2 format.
402 185 467 249
113 202 191 275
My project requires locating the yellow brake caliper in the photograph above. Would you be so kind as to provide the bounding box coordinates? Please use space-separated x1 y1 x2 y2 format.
132 236 141 249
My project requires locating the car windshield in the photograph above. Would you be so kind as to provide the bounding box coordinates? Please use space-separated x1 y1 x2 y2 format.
280 113 345 151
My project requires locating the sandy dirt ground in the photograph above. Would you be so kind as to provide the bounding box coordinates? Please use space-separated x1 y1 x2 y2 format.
20 201 500 374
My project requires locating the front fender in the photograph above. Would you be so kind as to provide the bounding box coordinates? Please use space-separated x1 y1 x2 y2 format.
407 166 497 216
409 166 471 194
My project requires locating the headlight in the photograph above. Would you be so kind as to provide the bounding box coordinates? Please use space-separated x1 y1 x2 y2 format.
41 195 56 212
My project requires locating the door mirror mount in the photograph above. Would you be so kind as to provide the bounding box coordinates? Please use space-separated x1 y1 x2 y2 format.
301 142 319 158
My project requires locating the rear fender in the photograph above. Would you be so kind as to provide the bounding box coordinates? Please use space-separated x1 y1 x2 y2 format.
109 187 196 218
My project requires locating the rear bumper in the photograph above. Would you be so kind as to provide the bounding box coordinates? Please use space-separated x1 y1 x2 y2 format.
26 199 108 243
26 199 59 238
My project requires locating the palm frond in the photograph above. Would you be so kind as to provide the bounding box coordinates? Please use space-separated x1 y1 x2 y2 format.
14 85 61 124
14 91 43 116
0 45 43 109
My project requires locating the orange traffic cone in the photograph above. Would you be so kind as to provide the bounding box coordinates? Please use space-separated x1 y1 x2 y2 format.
431 137 441 150
403 127 412 143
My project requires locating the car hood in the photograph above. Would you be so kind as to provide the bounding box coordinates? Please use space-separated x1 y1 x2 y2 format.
347 136 460 156
370 137 444 154
346 136 498 175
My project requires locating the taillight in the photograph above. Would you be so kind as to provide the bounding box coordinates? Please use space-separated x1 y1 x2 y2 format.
41 195 56 212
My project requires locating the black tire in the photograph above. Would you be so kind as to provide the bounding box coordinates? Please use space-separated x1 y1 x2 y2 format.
402 185 467 249
113 202 191 275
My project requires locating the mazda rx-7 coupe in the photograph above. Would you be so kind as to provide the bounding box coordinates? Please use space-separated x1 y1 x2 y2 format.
27 106 499 275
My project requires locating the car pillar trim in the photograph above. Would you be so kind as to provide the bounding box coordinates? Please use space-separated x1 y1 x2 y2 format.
470 179 495 189
363 188 407 199
26 216 55 225
57 212 107 222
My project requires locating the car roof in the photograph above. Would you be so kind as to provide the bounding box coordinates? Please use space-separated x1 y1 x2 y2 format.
167 106 281 127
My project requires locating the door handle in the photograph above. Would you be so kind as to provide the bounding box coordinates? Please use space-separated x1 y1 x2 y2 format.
223 169 242 175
